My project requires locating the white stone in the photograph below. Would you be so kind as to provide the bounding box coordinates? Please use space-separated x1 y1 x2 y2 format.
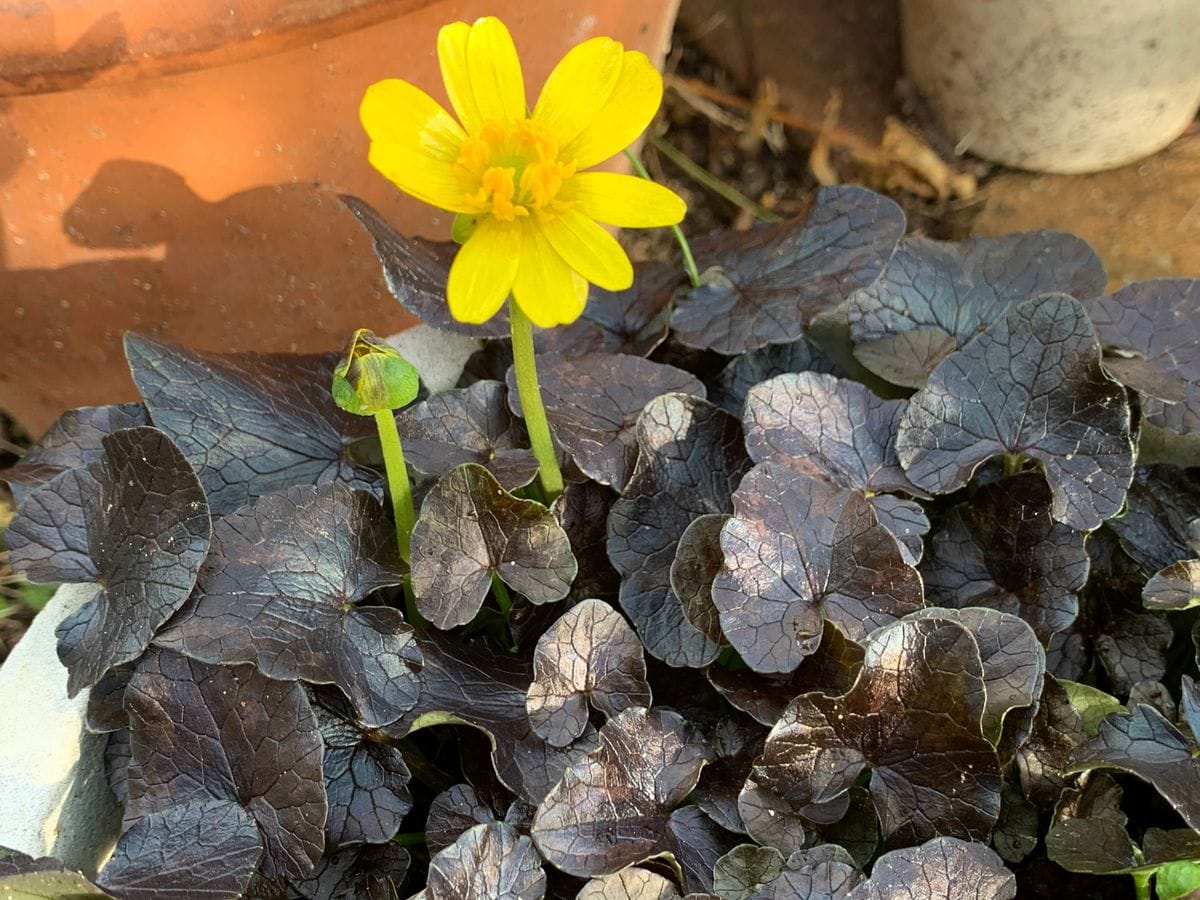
901 0 1200 173
385 324 481 396
0 583 120 877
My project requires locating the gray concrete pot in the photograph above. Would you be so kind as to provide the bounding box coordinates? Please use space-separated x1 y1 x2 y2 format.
0 324 478 875
901 0 1200 174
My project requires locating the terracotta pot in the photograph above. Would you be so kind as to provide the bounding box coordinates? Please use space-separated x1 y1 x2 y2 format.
0 0 682 436
901 0 1200 174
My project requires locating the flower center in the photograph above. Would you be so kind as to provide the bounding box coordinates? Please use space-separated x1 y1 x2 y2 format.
457 119 576 222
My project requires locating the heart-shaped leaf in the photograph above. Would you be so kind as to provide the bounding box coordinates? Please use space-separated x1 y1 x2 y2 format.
531 707 709 877
847 232 1105 388
124 333 380 516
341 194 508 339
526 599 651 748
553 482 621 603
155 483 419 727
710 334 844 416
844 837 1015 900
7 466 99 585
396 380 539 490
52 427 210 697
426 783 530 856
123 647 327 881
921 473 1088 643
712 464 923 674
607 394 751 667
292 843 410 900
751 617 1001 846
671 514 730 646
426 823 546 900
411 464 576 629
896 295 1133 531
508 353 706 490
670 186 905 354
1084 278 1199 434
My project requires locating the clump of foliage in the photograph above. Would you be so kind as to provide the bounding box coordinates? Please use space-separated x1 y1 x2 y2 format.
2 185 1200 898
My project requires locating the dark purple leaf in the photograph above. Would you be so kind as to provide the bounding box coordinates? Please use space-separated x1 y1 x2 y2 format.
710 334 844 416
1 403 148 502
1094 612 1172 695
848 232 1106 388
1143 560 1200 610
508 354 706 490
292 843 410 900
751 617 1001 847
106 728 133 807
665 805 742 895
553 482 620 604
867 495 928 566
427 784 508 857
812 787 880 869
671 515 729 645
123 333 379 517
537 261 681 359
751 845 863 900
1108 466 1200 575
396 381 539 490
384 631 598 804
341 194 508 339
123 648 327 881
734 776 838 856
743 372 926 498
427 822 545 900
1044 817 1138 875
896 295 1134 531
670 186 906 354
51 428 210 697
712 464 923 674
531 708 709 877
1084 278 1200 433
692 716 766 834
991 785 1038 864
712 845 785 900
86 663 133 734
527 599 651 747
577 868 683 899
96 800 262 900
607 394 751 667
1182 676 1200 740
312 699 412 848
1128 680 1177 722
0 849 67 877
844 837 1015 900
154 483 418 727
921 473 1088 643
707 620 865 726
411 464 576 629
1067 703 1200 830
1015 675 1087 808
5 467 98 584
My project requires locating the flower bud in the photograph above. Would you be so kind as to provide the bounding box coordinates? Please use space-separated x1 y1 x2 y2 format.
331 328 419 416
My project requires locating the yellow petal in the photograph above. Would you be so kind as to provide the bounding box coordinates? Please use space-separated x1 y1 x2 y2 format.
447 218 522 324
540 208 633 292
367 142 476 213
567 172 687 227
511 223 589 327
562 51 662 169
438 22 484 133
532 37 624 149
466 17 526 124
360 78 465 161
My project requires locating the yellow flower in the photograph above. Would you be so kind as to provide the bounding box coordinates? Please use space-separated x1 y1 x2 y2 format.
360 16 687 328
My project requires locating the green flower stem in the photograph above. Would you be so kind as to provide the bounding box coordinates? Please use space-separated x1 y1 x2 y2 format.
509 299 564 501
648 132 783 224
1003 452 1025 478
491 575 513 618
393 831 427 848
374 409 415 563
1131 871 1152 900
623 149 701 287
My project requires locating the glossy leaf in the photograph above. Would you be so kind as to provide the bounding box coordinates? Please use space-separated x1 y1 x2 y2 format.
671 514 729 645
527 599 651 747
53 427 210 697
7 467 98 585
1015 675 1087 808
608 394 751 667
396 380 539 490
509 353 706 490
531 707 709 877
896 295 1133 531
96 800 262 900
848 232 1105 387
123 648 327 881
712 464 923 674
341 194 508 339
553 482 620 604
844 837 1015 900
1084 278 1199 434
751 617 1002 847
411 464 576 629
292 843 410 900
124 333 380 516
155 483 418 727
427 823 546 900
577 868 683 899
712 845 784 900
921 473 1088 643
671 186 906 354
692 716 766 834
710 334 844 416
